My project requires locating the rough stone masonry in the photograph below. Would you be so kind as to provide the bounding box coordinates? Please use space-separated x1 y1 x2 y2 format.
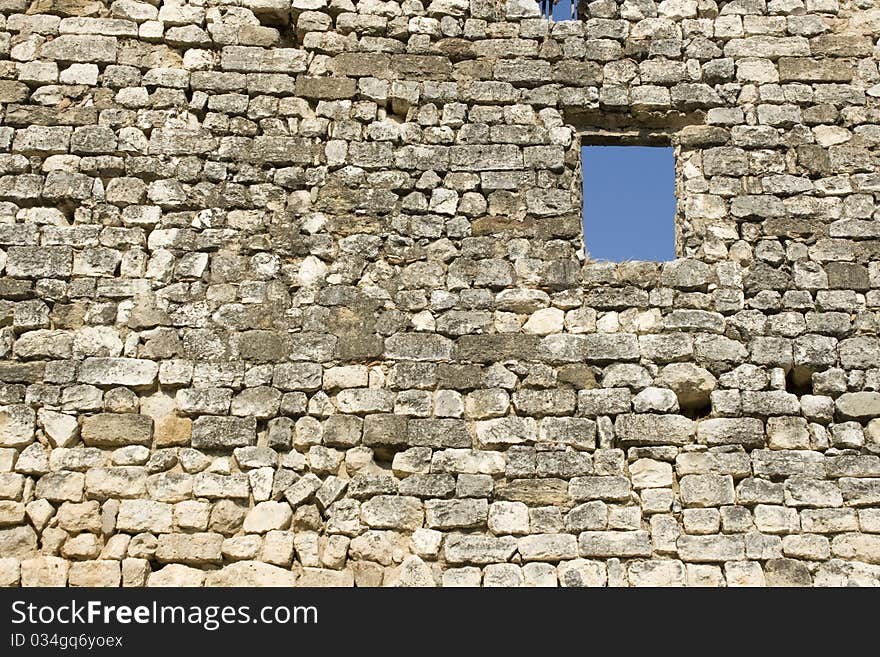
0 0 879 587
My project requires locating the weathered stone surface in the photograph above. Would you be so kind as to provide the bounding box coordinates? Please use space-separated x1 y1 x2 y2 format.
628 560 686 587
21 557 69 587
658 363 716 410
38 410 79 448
697 418 764 448
496 478 569 505
752 450 825 479
205 561 297 587
445 535 517 565
425 499 487 530
831 534 880 565
615 414 695 446
0 526 38 560
360 496 423 531
147 564 206 587
629 459 673 489
836 393 880 421
569 476 630 502
243 501 292 534
677 536 746 563
2 0 877 589
407 419 471 449
192 473 248 501
155 533 223 565
273 363 322 391
191 416 257 449
385 334 453 361
221 47 307 73
395 555 437 588
36 472 85 502
297 568 354 587
680 475 735 507
475 417 537 448
518 534 578 562
557 559 607 587
0 558 20 587
0 405 35 448
81 414 153 447
578 531 652 558
69 561 121 587
78 358 158 388
116 500 173 534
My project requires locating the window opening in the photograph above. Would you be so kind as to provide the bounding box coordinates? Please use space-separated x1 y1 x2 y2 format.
541 0 579 20
581 145 677 263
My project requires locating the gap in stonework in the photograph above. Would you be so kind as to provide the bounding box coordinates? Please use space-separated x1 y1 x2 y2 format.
581 144 677 263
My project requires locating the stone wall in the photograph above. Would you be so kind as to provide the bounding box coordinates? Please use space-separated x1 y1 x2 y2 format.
0 0 879 587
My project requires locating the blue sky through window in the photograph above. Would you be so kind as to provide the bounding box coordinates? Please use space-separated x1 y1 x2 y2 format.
550 1 578 20
581 146 677 262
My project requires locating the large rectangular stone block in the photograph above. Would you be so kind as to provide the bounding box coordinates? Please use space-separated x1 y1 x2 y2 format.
191 416 257 449
295 75 356 100
444 535 517 565
679 474 736 508
360 495 423 531
41 35 117 62
220 46 307 73
407 419 471 448
5 246 72 279
85 467 146 500
677 535 746 562
615 414 696 446
155 533 223 565
449 145 522 170
385 334 454 361
193 473 250 499
518 533 578 562
475 417 537 449
778 58 854 82
116 500 173 534
569 476 631 502
697 418 765 447
81 413 153 447
495 478 568 505
250 136 316 165
582 334 640 363
78 358 158 388
0 405 35 448
578 531 652 558
425 499 487 530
